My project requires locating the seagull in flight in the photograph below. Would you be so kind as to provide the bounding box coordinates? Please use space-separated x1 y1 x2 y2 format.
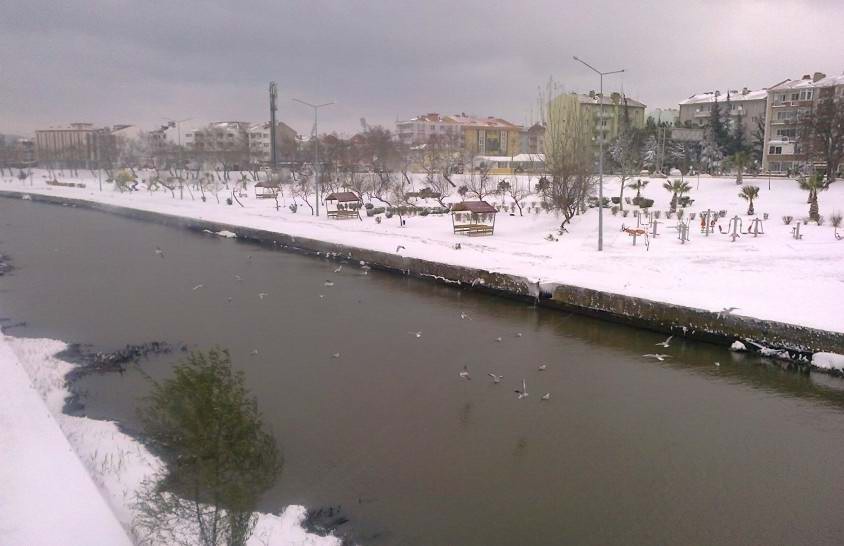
655 335 673 348
714 361 721 367
459 365 471 380
717 307 740 319
643 354 671 361
250 349 259 356
541 393 552 401
460 312 472 320
226 297 233 303
516 332 523 338
154 246 165 258
332 352 341 359
258 292 269 300
408 331 422 338
192 284 204 291
396 245 405 253
537 364 547 371
495 336 503 342
515 379 529 399
334 265 343 273
324 280 335 287
234 274 243 282
488 373 503 384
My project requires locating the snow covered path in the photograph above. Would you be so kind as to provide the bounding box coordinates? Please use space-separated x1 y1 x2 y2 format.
2 172 843 334
0 334 132 546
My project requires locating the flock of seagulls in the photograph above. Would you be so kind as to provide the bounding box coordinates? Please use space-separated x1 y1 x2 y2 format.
642 334 719 368
458 334 553 401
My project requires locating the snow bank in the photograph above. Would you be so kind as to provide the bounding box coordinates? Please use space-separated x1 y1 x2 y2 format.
812 352 844 371
1 333 338 546
0 335 131 545
2 172 843 335
730 341 747 352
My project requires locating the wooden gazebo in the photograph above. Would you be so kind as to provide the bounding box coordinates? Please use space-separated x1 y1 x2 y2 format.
325 192 362 220
451 201 498 236
254 180 280 199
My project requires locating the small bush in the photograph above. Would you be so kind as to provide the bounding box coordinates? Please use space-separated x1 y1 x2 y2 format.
763 212 769 220
621 210 629 217
385 211 394 219
288 203 297 213
420 209 429 216
364 203 374 210
831 212 843 228
676 209 684 220
816 215 825 226
653 210 662 219
802 217 809 225
689 212 696 220
375 216 382 224
782 215 793 225
611 206 619 215
226 197 233 206
639 198 654 208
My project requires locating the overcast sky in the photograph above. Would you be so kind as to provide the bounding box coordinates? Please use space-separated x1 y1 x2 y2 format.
2 0 843 137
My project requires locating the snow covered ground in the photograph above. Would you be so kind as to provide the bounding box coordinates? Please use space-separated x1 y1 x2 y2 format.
0 332 339 546
2 170 843 335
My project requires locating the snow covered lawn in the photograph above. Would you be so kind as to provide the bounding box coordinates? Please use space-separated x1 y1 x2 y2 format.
2 171 843 333
0 333 338 545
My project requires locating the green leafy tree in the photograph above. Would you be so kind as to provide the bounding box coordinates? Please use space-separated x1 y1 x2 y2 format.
798 174 830 221
738 185 760 215
134 348 282 546
662 179 691 212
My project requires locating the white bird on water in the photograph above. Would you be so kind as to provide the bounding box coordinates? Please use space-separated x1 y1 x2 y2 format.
655 335 673 348
250 349 259 356
324 280 335 287
515 379 529 399
495 337 503 343
488 373 503 384
192 284 204 291
258 292 269 300
459 365 471 380
714 362 721 367
538 364 547 371
642 354 671 361
234 274 243 282
541 393 551 401
516 332 523 338
408 331 422 338
460 312 472 320
332 352 341 359
334 265 343 273
154 246 165 258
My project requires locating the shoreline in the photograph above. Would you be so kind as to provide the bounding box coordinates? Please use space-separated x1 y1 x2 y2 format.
2 189 841 366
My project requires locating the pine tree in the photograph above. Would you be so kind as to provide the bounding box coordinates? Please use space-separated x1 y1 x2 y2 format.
642 135 658 171
751 117 766 166
710 96 726 153
701 127 723 174
730 112 747 156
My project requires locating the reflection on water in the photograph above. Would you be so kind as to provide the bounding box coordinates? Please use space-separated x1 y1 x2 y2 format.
2 198 844 546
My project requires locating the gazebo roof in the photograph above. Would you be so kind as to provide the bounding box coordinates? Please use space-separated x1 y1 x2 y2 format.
451 201 498 214
255 180 280 188
325 192 361 202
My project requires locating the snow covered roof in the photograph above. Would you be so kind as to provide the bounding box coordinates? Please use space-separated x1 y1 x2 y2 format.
814 74 844 88
475 154 545 162
576 94 646 108
451 201 497 214
449 115 520 129
679 89 767 105
324 192 360 202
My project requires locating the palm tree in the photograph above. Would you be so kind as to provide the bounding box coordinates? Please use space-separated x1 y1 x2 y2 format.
738 185 760 215
626 178 649 202
662 179 692 212
731 151 749 185
798 174 830 221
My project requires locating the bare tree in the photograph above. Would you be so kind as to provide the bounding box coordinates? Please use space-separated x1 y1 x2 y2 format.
800 89 844 182
539 79 596 230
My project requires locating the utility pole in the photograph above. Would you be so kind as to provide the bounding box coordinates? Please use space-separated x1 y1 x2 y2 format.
269 82 278 170
292 98 334 216
573 56 625 251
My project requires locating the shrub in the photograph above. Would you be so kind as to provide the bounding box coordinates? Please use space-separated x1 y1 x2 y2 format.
802 217 809 225
676 209 684 220
816 215 825 226
420 209 430 216
831 212 843 228
639 198 654 208
385 211 394 219
689 212 696 220
226 197 233 206
782 215 793 225
653 210 662 219
763 212 769 220
611 206 619 215
621 210 629 217
288 203 297 213
364 202 374 210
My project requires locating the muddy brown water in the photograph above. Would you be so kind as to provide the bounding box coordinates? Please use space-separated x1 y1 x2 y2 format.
2 198 844 545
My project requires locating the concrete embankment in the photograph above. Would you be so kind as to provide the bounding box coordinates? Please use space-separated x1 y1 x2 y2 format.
2 190 842 362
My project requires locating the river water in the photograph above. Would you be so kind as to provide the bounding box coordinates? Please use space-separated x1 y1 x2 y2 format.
2 198 844 545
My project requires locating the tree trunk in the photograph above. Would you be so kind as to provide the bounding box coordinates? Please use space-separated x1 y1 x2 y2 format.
747 200 754 216
809 194 819 221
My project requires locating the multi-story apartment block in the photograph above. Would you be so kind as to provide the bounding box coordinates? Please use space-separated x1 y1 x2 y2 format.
35 123 109 167
395 113 521 159
568 92 646 146
184 121 250 159
247 121 297 163
762 72 844 174
396 113 465 148
520 123 545 154
678 87 767 144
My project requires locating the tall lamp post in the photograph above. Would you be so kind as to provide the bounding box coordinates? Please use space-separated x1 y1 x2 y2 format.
573 56 624 252
293 98 334 216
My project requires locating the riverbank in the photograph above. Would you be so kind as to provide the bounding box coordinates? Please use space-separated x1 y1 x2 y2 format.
1 174 842 359
0 332 340 545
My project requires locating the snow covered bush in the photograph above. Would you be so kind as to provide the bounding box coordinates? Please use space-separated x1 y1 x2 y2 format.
816 215 825 226
831 212 843 228
782 215 794 225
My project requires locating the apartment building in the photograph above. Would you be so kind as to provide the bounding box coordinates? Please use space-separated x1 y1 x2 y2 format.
396 113 464 148
395 113 522 160
247 121 297 163
678 87 767 144
520 123 545 154
35 123 109 167
762 72 844 174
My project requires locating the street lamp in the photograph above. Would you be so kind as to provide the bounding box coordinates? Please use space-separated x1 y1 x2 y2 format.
573 56 624 252
292 98 334 216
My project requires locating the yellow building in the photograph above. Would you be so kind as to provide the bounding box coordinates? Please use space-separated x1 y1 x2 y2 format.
452 114 522 157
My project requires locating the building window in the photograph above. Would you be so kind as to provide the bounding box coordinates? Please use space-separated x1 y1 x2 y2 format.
769 145 782 155
799 90 814 101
